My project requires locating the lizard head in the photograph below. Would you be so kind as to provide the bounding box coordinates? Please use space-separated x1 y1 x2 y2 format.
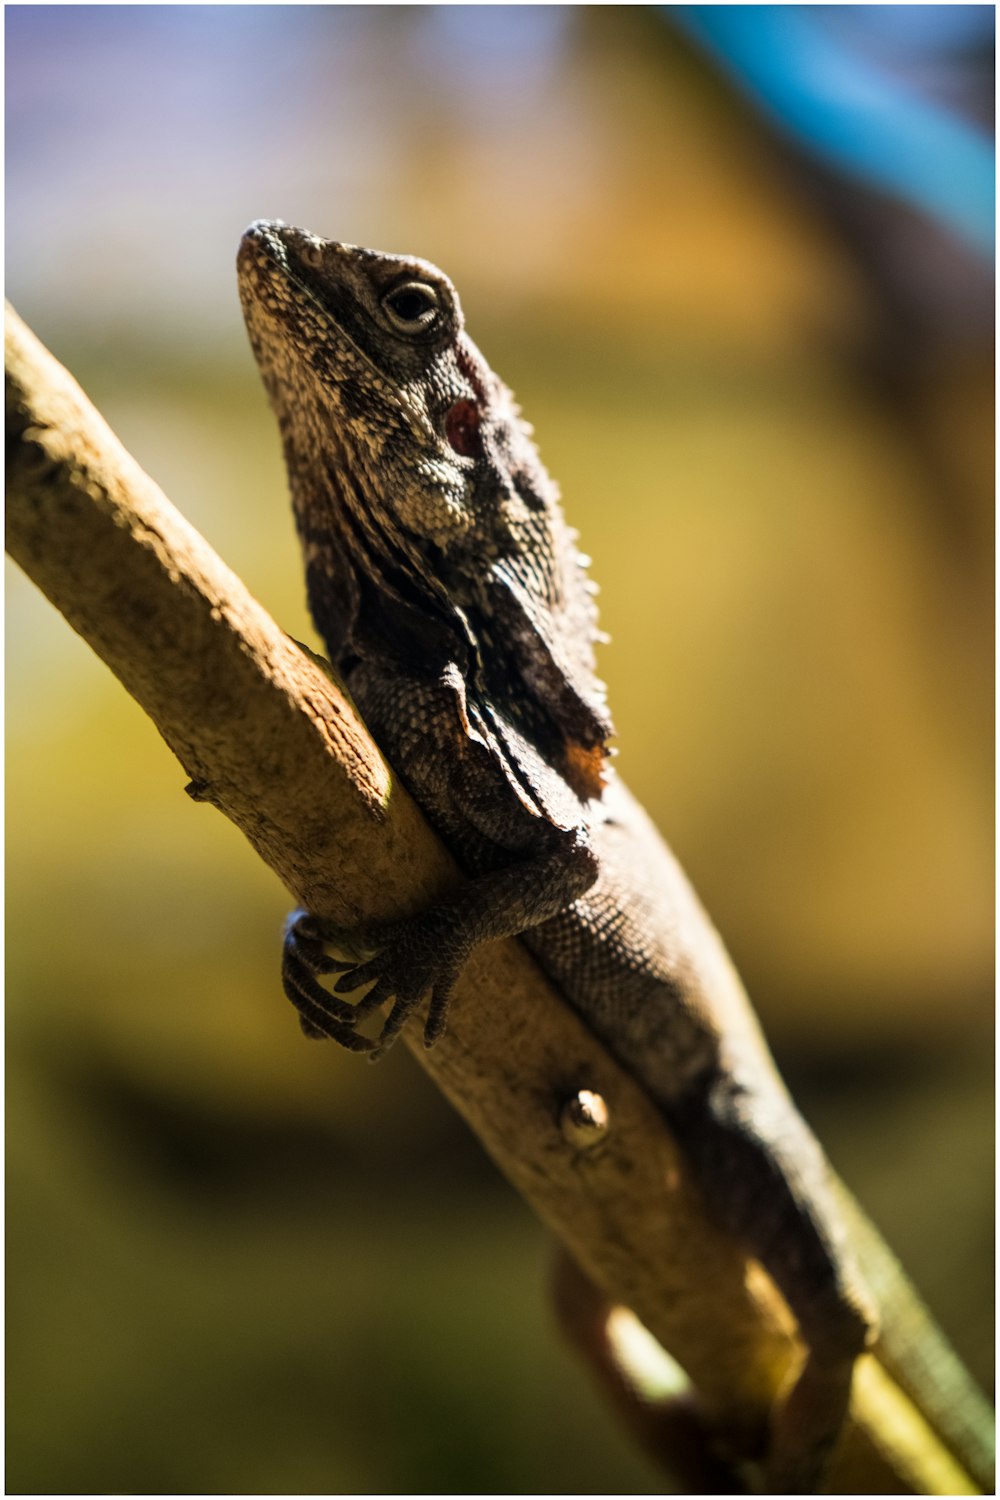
238 220 613 793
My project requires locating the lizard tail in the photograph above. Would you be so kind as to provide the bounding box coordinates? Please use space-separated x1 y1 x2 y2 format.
833 1180 995 1492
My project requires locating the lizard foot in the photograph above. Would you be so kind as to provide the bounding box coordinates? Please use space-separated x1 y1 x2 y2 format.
281 907 468 1059
330 909 470 1060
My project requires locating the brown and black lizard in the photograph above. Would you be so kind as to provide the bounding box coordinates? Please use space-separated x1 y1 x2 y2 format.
237 219 993 1494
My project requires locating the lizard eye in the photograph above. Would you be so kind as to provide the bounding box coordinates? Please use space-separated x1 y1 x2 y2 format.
382 280 441 334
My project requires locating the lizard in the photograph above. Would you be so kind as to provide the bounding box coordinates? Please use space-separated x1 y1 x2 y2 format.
236 218 994 1494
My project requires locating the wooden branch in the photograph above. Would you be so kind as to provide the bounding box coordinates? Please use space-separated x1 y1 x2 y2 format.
4 304 978 1495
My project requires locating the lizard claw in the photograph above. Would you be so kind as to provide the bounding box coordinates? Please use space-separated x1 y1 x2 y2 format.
281 908 377 1047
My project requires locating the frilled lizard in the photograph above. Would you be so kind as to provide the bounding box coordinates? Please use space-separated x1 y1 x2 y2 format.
237 220 993 1493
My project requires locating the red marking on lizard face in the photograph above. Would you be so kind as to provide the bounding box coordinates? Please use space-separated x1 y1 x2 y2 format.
445 398 483 459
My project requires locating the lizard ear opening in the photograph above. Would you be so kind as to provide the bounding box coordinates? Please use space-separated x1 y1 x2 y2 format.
444 398 483 459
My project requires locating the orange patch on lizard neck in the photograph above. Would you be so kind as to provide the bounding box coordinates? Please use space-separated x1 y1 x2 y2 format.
562 739 608 801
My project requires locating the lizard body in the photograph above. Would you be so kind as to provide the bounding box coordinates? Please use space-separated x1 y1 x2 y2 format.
237 220 993 1493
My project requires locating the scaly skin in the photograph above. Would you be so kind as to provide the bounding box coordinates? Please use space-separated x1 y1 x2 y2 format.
238 220 993 1493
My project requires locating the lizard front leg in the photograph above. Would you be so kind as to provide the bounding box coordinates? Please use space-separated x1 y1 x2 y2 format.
282 821 599 1058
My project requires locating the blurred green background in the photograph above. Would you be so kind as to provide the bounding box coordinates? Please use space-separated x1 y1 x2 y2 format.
6 6 993 1494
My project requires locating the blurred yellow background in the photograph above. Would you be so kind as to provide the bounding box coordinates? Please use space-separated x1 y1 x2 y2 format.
7 7 993 1494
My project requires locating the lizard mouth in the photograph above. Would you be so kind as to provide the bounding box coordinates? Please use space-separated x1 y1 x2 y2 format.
239 219 365 289
237 219 356 338
236 218 291 294
237 219 342 331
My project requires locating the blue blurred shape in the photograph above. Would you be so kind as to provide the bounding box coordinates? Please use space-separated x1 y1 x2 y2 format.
670 5 995 257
